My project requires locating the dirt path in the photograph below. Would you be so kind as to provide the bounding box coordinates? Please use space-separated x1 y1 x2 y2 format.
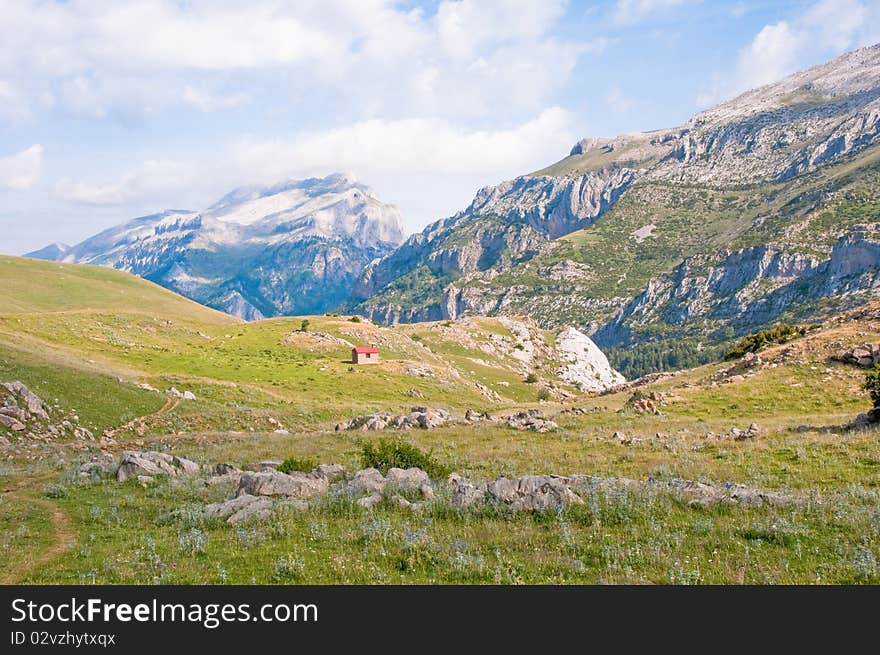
0 474 76 584
0 395 181 583
104 395 180 440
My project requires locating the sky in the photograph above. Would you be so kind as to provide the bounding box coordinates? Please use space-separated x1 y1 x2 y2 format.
2 0 880 255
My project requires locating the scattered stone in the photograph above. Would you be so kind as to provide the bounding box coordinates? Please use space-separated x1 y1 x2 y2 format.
257 460 282 471
506 410 558 432
116 451 176 481
448 473 486 509
465 409 490 422
167 387 197 400
172 455 200 474
312 463 346 483
348 468 386 495
356 493 384 509
1 381 49 420
622 391 664 415
237 470 329 499
833 343 880 367
338 407 451 432
385 467 431 493
0 415 26 431
138 383 159 392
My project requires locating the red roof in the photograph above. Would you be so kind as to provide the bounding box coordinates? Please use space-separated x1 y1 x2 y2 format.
353 346 379 354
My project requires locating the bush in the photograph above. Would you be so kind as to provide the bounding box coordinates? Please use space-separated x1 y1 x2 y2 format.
536 386 552 401
278 456 318 474
524 372 539 384
360 438 448 479
724 324 813 360
865 365 880 408
349 316 362 323
299 319 310 332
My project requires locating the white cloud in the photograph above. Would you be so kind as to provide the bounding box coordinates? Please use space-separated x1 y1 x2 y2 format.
224 108 578 230
0 80 31 123
182 86 248 112
698 0 880 106
606 87 635 113
227 107 576 181
0 145 44 190
0 0 598 123
54 160 195 205
613 0 695 25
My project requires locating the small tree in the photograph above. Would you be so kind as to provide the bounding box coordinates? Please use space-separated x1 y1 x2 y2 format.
524 372 539 384
865 365 880 408
300 319 310 332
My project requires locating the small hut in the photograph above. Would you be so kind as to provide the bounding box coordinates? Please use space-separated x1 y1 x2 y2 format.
352 346 380 364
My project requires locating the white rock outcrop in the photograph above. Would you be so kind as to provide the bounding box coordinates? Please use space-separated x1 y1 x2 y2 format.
555 327 625 392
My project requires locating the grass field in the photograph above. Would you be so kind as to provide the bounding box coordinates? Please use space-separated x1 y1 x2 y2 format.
1 256 878 584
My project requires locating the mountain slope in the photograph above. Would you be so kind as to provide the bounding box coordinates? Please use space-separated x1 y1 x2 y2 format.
350 44 880 376
28 174 405 320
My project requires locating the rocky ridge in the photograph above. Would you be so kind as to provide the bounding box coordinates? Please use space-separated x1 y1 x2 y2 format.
27 174 405 320
349 45 880 376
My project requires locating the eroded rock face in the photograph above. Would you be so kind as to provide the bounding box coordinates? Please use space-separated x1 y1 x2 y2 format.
236 470 329 499
555 327 625 392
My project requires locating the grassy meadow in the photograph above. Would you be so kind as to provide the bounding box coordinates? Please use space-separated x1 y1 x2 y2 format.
1 256 879 584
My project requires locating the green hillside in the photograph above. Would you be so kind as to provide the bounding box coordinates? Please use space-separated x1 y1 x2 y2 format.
0 255 238 322
1 254 879 584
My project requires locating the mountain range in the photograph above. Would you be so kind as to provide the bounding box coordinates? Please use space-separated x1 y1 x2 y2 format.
29 44 880 376
29 174 405 320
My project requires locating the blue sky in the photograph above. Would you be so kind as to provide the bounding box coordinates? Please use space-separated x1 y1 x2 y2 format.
2 0 879 254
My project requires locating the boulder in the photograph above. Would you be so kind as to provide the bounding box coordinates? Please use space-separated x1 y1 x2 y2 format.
237 470 328 499
385 467 431 492
1 381 49 420
506 411 558 432
116 451 177 481
172 455 200 474
348 468 386 494
356 493 384 509
486 474 584 511
0 415 26 431
213 463 241 476
227 499 274 525
312 463 346 483
205 493 265 519
465 409 489 422
417 409 447 429
449 474 486 509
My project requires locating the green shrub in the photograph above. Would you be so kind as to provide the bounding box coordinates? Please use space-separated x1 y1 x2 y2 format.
865 365 880 408
360 438 448 479
299 319 310 332
524 372 539 384
278 456 318 474
724 324 813 360
349 316 362 323
536 386 552 401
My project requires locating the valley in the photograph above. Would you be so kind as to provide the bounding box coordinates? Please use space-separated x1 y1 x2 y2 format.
1 256 878 584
